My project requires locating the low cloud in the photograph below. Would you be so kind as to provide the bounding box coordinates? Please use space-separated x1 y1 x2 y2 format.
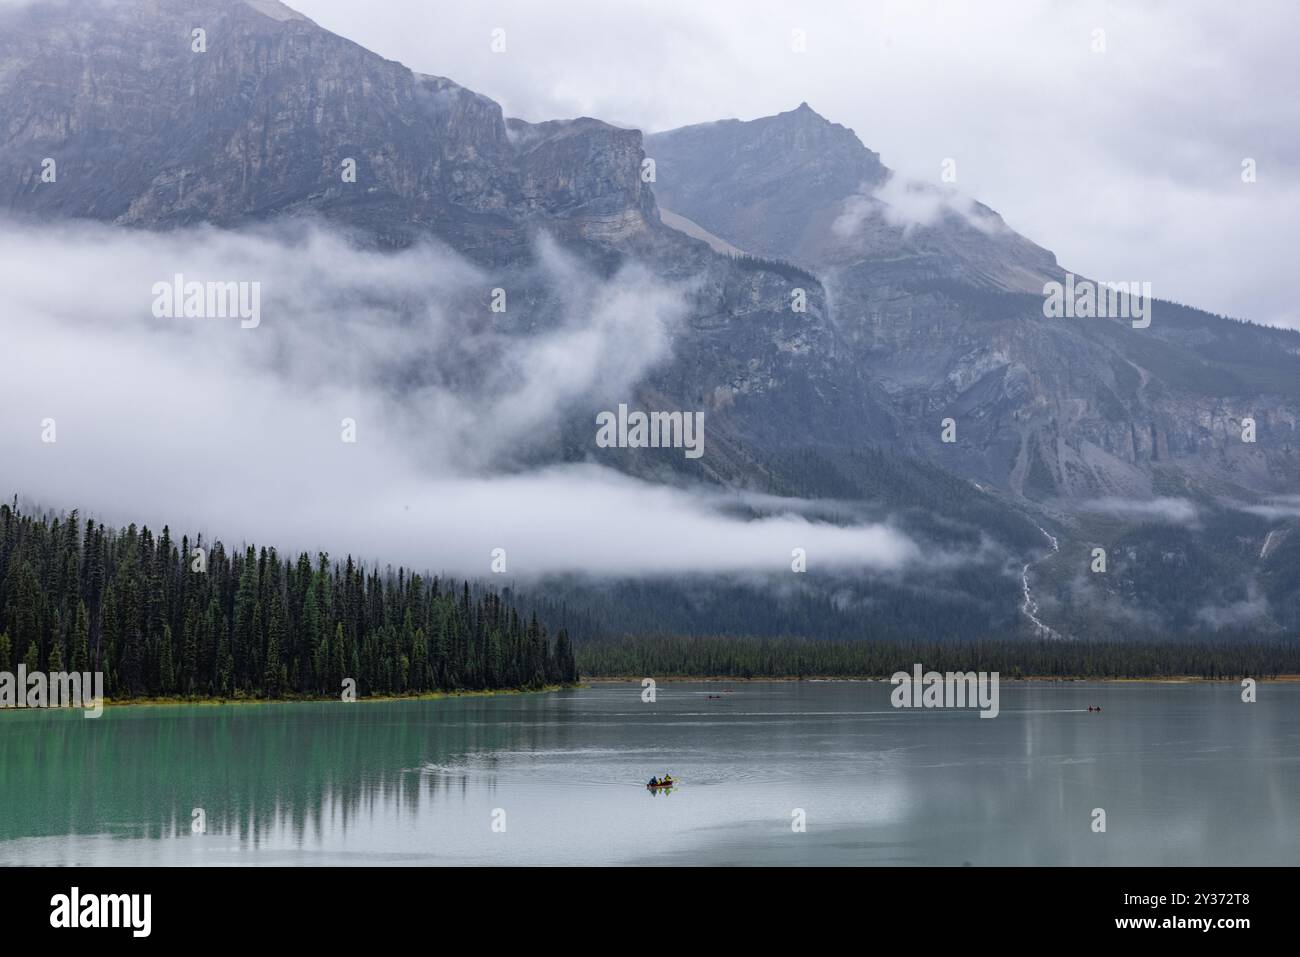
1236 495 1300 521
1051 570 1165 631
1197 588 1270 630
1079 497 1199 524
0 218 918 577
832 174 1003 241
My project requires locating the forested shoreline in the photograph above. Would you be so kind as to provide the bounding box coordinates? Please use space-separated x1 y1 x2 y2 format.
575 634 1300 680
4 502 1296 705
0 503 577 700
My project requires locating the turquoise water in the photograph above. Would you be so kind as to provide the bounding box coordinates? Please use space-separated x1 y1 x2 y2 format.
1 681 1295 865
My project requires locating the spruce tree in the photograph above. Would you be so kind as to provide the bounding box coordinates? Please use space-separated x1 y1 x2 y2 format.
180 604 198 695
264 595 286 698
159 624 176 695
231 549 259 688
70 601 90 674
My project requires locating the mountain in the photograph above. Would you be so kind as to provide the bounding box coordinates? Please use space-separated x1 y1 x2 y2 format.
647 103 1061 293
650 106 1300 504
2 0 1297 637
649 104 1300 634
0 0 921 477
0 0 657 260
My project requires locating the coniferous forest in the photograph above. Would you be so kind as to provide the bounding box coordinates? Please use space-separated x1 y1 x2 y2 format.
3 502 1298 702
575 633 1300 680
0 503 578 700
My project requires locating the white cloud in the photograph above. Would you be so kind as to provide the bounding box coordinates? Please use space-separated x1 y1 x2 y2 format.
832 174 1001 239
0 219 918 577
1236 495 1300 520
1196 589 1270 630
1079 497 1198 524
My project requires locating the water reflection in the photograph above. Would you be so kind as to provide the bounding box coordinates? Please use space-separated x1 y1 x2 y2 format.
0 694 581 848
1 682 1296 865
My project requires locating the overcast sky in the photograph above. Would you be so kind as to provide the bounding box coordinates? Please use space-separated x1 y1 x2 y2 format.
290 0 1300 330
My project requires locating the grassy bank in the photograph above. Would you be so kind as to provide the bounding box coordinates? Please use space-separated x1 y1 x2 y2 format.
90 684 576 710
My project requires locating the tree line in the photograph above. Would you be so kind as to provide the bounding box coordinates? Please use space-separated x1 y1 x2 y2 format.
576 633 1300 679
6 500 1295 700
0 502 577 700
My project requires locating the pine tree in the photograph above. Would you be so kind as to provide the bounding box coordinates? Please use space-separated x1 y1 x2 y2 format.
70 601 90 674
159 624 176 695
411 627 429 692
118 568 144 696
231 549 259 689
331 622 347 691
180 603 198 695
264 595 286 698
216 631 234 697
302 580 323 692
10 562 41 669
554 629 576 683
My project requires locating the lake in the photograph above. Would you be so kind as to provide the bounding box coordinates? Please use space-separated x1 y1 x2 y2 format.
1 680 1296 865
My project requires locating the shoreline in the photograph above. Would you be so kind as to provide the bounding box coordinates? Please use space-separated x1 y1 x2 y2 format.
7 674 1295 712
5 684 575 712
581 674 1300 683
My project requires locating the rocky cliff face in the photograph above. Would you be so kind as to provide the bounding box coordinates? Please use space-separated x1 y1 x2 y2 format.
648 106 1300 508
0 0 658 259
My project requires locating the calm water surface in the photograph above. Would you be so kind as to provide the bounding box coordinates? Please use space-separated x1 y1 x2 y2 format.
1 681 1296 865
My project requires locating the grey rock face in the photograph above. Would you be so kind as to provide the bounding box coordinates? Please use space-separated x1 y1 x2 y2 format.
649 105 1300 506
0 0 657 260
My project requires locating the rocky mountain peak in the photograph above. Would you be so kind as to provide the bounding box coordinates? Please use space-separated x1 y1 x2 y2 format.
0 0 656 257
647 104 1060 291
242 0 311 22
778 101 842 129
